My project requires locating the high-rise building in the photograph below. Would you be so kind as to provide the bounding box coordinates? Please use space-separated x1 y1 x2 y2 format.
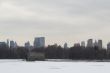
94 40 98 47
7 39 9 48
25 41 30 49
107 42 110 54
81 41 85 47
64 43 68 49
107 42 110 49
10 41 17 48
0 42 7 47
10 41 15 48
87 39 93 47
14 42 18 48
98 40 102 49
34 37 45 48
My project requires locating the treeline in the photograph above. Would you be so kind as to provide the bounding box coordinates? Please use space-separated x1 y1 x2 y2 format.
45 45 108 60
0 44 110 60
0 45 28 59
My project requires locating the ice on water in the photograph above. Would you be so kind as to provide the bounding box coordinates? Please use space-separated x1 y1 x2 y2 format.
0 60 109 73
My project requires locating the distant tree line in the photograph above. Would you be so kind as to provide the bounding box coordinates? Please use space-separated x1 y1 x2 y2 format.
0 44 110 60
45 45 107 60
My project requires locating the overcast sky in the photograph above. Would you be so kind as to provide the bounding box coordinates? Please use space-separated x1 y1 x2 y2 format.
0 0 110 47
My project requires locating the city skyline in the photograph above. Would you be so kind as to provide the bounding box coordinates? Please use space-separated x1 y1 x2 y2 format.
0 0 110 47
1 37 110 48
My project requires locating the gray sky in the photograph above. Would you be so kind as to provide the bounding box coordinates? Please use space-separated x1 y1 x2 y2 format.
0 0 110 47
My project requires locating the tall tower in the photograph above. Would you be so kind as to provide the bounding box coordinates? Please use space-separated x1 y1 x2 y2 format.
25 41 30 49
87 39 93 47
34 37 45 48
10 41 15 48
81 41 85 47
98 40 102 49
107 42 110 49
7 39 9 48
64 43 68 49
94 40 98 47
107 42 110 55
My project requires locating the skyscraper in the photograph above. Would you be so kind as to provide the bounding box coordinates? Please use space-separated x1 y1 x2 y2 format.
94 40 98 47
107 42 110 54
34 37 45 48
98 40 102 49
107 42 110 49
10 41 17 48
25 41 30 49
10 41 15 48
14 42 17 48
81 41 85 47
0 42 7 47
87 39 93 47
64 43 68 49
7 39 9 48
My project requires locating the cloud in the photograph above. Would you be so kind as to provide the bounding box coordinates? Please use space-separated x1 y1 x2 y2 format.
0 0 110 46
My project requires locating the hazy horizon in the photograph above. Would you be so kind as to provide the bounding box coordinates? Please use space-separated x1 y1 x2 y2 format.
0 0 110 47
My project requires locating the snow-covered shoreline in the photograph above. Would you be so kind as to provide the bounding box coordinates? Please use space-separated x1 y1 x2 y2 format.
0 59 110 73
1 59 110 62
46 59 110 62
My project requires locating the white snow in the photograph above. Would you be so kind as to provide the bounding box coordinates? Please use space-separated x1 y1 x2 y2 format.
0 60 110 73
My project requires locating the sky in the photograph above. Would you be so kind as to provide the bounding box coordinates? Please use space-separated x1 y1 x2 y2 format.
0 0 110 47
